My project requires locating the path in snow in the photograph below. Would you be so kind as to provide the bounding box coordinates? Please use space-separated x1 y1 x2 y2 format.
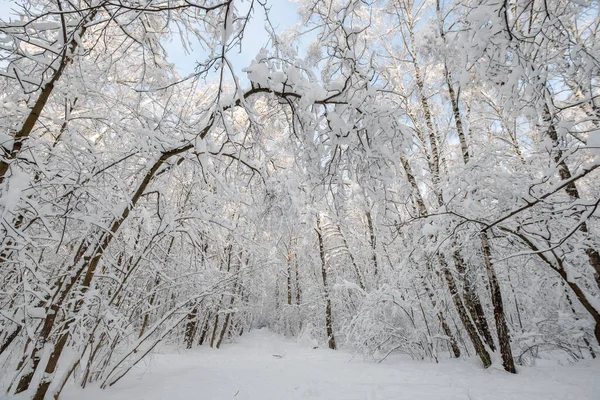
61 329 600 400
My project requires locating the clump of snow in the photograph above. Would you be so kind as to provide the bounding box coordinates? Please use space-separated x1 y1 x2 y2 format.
27 307 46 319
422 222 437 236
0 132 14 151
588 130 600 158
0 169 29 219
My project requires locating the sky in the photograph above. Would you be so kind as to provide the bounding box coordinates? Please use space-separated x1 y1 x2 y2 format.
165 0 299 76
0 0 12 12
0 0 300 77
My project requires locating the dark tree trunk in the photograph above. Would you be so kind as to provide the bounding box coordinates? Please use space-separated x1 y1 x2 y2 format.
184 307 199 349
446 62 515 371
294 252 301 305
441 256 492 368
18 147 193 398
0 10 98 184
217 261 241 349
561 271 600 345
317 215 336 350
401 155 489 363
197 315 210 346
544 102 600 289
452 249 496 352
366 211 378 278
501 227 600 345
287 251 293 306
209 314 220 348
424 282 461 358
439 314 461 359
0 325 21 355
216 313 231 349
481 232 516 373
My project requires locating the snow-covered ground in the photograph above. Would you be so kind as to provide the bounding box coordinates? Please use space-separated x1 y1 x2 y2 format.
58 329 599 400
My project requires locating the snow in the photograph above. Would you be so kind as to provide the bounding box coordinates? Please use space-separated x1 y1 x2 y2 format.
59 329 600 400
0 131 13 150
589 129 600 157
422 222 437 236
30 21 61 30
0 169 29 218
26 307 46 319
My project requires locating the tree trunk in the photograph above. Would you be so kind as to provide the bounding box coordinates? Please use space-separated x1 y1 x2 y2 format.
401 155 489 364
184 307 199 349
197 315 210 346
441 255 492 368
217 260 241 349
452 248 496 352
421 280 461 358
501 226 600 345
0 325 21 355
543 102 600 289
294 252 301 305
18 147 192 397
481 232 516 373
0 10 98 183
316 215 336 350
287 251 293 306
445 66 470 164
446 60 514 370
209 314 220 349
14 239 90 394
139 273 162 339
366 211 378 278
439 313 461 359
335 224 366 291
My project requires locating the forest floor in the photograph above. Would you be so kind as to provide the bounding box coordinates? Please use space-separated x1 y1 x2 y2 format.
54 329 600 400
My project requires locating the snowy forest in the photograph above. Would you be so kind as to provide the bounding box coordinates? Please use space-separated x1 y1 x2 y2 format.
0 0 599 399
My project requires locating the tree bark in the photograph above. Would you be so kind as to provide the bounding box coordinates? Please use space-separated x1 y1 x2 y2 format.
335 224 366 291
440 255 492 368
184 307 199 349
287 250 293 306
217 258 241 349
500 226 600 345
366 211 379 278
316 215 336 350
19 146 192 397
452 248 496 352
294 251 301 305
0 9 98 183
544 102 600 289
0 325 21 355
481 232 516 373
197 315 210 346
446 60 515 371
421 280 461 358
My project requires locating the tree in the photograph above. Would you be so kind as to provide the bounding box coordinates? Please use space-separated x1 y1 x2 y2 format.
1 1 600 398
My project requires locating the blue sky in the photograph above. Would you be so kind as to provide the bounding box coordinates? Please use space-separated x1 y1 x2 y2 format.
0 0 16 18
0 0 299 77
166 0 299 76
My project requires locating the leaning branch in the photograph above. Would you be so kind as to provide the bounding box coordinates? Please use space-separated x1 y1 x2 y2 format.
482 163 600 231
